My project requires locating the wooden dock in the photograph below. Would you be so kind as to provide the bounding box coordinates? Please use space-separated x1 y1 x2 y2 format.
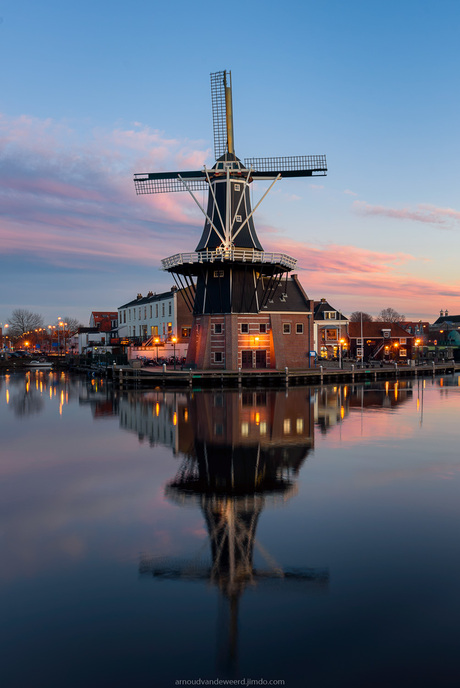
109 361 459 390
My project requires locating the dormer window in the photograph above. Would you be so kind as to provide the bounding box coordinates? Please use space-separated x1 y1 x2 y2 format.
325 312 336 319
235 215 242 223
234 184 240 191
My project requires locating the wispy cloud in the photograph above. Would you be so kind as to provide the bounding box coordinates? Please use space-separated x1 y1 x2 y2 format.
263 236 460 317
0 113 208 268
353 200 460 228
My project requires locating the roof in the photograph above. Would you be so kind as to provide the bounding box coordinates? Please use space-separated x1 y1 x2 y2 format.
433 314 460 325
118 287 185 310
263 274 312 313
314 298 348 321
348 322 415 339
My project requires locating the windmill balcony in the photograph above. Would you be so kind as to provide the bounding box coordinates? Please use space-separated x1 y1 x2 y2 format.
161 248 297 271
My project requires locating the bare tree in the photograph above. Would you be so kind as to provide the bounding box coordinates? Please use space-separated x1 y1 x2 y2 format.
349 311 373 322
376 308 405 323
8 309 44 337
62 316 84 336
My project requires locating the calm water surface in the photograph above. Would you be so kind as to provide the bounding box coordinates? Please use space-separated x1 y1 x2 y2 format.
1 371 460 688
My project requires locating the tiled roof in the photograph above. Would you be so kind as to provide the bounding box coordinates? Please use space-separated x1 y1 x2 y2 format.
348 322 415 339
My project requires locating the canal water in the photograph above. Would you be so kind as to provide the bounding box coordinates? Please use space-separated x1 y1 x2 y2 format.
1 371 460 688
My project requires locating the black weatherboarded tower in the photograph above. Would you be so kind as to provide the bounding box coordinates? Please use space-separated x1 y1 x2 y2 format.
134 71 327 369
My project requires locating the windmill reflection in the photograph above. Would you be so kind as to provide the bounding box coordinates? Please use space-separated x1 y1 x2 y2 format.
138 389 328 674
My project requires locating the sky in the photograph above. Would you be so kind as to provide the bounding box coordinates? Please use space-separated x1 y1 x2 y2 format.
1 0 460 327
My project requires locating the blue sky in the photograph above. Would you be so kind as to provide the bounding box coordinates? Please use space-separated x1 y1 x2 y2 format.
1 0 460 327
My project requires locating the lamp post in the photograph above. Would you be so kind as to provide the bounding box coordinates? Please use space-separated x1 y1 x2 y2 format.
172 336 177 370
154 336 160 363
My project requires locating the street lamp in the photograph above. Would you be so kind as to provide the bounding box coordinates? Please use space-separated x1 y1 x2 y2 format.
154 336 160 363
172 336 177 370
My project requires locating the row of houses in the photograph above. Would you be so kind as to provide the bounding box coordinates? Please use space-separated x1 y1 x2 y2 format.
77 280 458 368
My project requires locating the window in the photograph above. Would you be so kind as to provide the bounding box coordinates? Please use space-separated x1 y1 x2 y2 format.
139 307 141 319
167 322 172 334
214 423 224 436
128 309 131 321
123 311 126 324
241 422 249 436
162 304 165 317
296 418 304 433
296 323 304 334
214 323 222 334
133 310 136 320
214 351 223 363
234 184 240 191
181 327 191 338
260 323 267 333
241 323 249 333
144 307 147 319
132 326 136 336
213 270 224 278
325 312 336 319
283 418 291 434
283 323 291 334
155 304 158 318
235 214 242 222
149 305 152 318
168 302 172 316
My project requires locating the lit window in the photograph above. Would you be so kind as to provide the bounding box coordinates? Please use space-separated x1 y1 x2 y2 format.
241 422 249 436
296 418 304 433
260 421 267 436
325 312 336 319
283 418 291 434
213 270 224 278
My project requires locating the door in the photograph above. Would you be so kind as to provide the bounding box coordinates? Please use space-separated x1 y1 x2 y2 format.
241 350 253 369
255 350 266 368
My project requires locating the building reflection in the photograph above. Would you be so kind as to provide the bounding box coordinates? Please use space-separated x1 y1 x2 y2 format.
133 389 327 674
314 380 414 433
2 370 79 417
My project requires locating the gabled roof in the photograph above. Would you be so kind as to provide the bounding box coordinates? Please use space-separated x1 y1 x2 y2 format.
433 314 460 325
348 322 415 339
314 298 348 321
263 274 312 313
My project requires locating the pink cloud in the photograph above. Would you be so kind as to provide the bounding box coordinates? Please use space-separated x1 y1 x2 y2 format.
353 200 460 227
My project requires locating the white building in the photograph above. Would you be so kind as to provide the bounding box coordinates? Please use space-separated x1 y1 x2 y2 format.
118 286 193 359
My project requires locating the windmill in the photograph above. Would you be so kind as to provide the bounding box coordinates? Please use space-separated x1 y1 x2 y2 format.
134 71 327 368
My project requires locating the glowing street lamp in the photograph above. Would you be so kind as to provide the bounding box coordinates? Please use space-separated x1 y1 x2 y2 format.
154 336 160 363
172 336 177 370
